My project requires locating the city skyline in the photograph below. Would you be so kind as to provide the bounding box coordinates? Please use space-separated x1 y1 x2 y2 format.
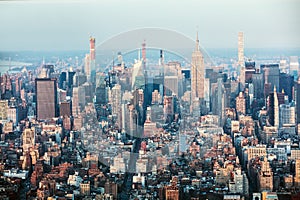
0 0 299 51
1 1 300 199
0 23 300 200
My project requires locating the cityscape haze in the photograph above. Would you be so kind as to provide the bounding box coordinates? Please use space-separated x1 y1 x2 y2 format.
0 0 300 51
0 0 300 200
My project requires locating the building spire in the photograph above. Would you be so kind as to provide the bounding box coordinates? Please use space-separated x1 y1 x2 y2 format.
195 31 200 51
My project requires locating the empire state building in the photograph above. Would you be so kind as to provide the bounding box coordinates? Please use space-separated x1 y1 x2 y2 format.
191 32 205 100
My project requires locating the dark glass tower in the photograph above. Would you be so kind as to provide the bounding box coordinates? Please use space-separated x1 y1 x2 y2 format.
35 78 58 120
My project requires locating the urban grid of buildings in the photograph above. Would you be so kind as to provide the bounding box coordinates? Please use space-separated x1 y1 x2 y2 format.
0 31 300 200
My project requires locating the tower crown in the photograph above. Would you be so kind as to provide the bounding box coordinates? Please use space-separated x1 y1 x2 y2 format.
195 31 200 51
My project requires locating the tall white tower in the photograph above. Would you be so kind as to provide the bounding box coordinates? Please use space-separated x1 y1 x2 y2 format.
238 32 245 91
274 86 279 127
84 54 91 81
238 32 244 66
191 32 205 100
89 37 96 82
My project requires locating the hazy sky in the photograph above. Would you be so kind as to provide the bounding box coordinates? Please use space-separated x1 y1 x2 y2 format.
0 0 299 51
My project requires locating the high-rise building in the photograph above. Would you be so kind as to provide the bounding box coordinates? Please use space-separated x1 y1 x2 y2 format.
95 84 108 105
258 157 273 192
247 145 267 162
211 77 227 126
229 168 249 195
143 107 157 138
39 64 54 78
164 96 174 123
82 82 93 103
72 86 86 116
35 78 58 120
111 84 122 129
273 88 279 127
80 181 90 196
89 37 96 75
133 89 144 108
248 83 254 107
104 180 118 199
268 87 285 127
67 71 76 96
60 101 71 117
68 71 76 88
236 92 246 115
279 73 294 102
295 79 300 124
142 40 146 70
279 59 288 73
245 60 255 83
7 106 18 124
96 72 106 88
179 133 187 153
152 90 161 104
0 100 8 122
165 62 183 97
252 72 264 99
84 54 91 81
164 76 178 96
73 73 87 87
238 32 244 66
153 75 164 99
295 159 300 187
165 177 179 200
238 32 245 91
290 56 299 79
279 102 295 127
261 64 280 95
72 87 79 116
59 71 67 89
22 128 35 152
125 104 137 137
191 32 205 100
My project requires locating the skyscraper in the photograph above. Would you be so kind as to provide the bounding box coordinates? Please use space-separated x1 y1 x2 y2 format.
238 32 244 66
268 87 285 127
245 60 255 83
295 159 300 187
72 87 80 116
84 54 91 81
191 32 205 100
0 100 8 121
238 32 245 91
273 88 279 127
295 79 300 124
279 103 295 127
252 72 264 99
35 78 58 120
142 40 146 71
279 73 294 102
111 84 122 129
290 56 299 79
164 76 178 96
236 92 246 115
163 96 174 123
89 37 96 82
67 71 76 96
72 86 86 114
59 71 67 89
258 157 273 192
261 64 280 95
